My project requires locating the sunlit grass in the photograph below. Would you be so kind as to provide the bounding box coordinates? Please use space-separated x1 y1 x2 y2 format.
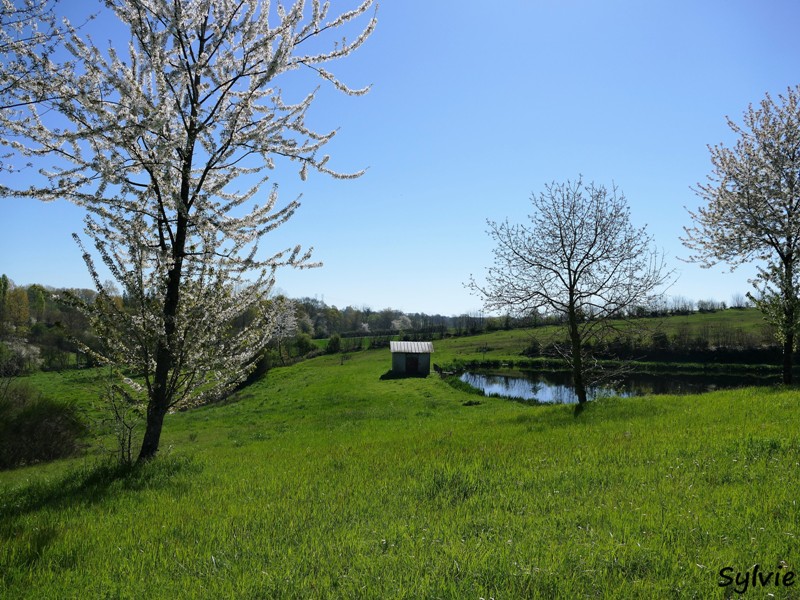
431 307 774 364
2 349 799 597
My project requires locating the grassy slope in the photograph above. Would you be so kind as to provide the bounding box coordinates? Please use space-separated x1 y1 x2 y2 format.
431 307 774 364
2 347 800 598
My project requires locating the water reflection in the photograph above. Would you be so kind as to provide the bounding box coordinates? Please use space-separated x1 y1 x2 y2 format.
459 370 776 404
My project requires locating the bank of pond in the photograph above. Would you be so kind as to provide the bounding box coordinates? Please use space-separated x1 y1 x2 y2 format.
458 368 779 404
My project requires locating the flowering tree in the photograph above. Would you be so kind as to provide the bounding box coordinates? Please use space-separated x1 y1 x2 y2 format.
271 297 298 365
684 86 800 384
0 0 376 461
469 178 670 405
0 1 58 95
0 0 71 144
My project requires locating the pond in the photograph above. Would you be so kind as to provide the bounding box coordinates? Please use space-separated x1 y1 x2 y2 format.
459 370 777 404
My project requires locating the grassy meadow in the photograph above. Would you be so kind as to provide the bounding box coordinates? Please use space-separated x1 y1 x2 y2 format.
431 307 774 363
2 332 800 598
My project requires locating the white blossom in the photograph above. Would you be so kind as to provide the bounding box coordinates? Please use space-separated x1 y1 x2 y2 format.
683 85 800 383
0 0 376 460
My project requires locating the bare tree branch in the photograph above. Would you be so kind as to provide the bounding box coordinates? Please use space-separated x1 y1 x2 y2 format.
469 177 672 405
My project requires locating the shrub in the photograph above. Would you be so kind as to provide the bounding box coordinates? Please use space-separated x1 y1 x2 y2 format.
0 383 87 469
326 333 341 354
0 342 26 377
521 339 541 357
368 336 390 349
651 331 671 350
294 333 315 356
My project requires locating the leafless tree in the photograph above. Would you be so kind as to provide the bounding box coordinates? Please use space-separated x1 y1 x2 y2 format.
469 177 671 406
730 293 750 309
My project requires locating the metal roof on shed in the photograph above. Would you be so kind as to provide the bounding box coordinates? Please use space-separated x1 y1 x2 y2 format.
390 341 434 354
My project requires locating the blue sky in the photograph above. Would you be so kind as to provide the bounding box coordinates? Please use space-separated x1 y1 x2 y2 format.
2 0 799 315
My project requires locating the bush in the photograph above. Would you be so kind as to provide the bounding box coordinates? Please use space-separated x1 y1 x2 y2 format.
294 333 315 356
0 383 86 469
521 339 541 357
0 342 25 377
326 333 341 354
368 336 390 349
650 331 671 350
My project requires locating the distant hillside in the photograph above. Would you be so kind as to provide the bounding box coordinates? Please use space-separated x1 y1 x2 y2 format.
430 308 780 368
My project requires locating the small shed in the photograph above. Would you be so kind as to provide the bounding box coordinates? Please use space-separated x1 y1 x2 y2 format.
390 341 434 377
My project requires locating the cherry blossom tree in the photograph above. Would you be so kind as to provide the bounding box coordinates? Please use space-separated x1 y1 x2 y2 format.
684 86 800 384
0 0 75 165
469 178 670 406
271 297 297 365
0 1 59 98
0 0 376 461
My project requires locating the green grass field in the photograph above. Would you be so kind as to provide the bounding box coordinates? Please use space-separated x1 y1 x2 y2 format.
2 342 800 598
364 307 771 366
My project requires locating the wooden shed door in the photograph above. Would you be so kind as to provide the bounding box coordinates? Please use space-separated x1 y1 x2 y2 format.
406 354 418 374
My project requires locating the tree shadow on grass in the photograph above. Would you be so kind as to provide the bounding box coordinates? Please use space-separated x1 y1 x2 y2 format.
0 454 202 522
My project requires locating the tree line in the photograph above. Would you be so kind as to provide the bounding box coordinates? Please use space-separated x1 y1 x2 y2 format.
0 270 766 376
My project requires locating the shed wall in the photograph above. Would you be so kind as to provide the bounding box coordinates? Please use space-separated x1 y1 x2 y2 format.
391 352 431 376
392 352 406 374
417 353 431 376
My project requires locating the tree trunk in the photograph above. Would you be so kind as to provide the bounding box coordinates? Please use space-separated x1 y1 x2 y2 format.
137 213 189 463
783 332 793 384
138 397 168 461
568 305 587 404
137 95 197 462
782 256 795 385
137 285 179 462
